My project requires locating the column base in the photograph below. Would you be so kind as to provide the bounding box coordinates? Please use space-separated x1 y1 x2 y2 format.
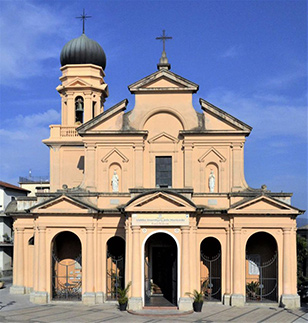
10 285 25 295
95 292 105 304
280 294 300 309
128 297 143 311
231 294 245 306
178 297 193 311
30 291 48 304
223 293 231 305
82 292 96 305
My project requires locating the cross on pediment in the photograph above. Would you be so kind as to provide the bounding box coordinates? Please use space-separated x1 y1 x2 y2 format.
156 30 172 52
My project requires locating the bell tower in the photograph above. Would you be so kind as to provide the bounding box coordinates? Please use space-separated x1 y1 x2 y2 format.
56 30 109 126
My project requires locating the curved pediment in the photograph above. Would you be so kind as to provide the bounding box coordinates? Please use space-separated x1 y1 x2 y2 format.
125 190 196 213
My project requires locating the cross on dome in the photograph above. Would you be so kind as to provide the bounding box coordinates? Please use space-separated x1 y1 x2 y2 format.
76 9 92 34
156 30 172 71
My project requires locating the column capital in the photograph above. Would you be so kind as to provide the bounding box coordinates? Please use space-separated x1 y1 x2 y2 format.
86 227 95 233
233 227 242 233
132 226 141 233
181 226 190 233
85 143 97 150
38 226 46 232
15 227 25 233
283 227 292 233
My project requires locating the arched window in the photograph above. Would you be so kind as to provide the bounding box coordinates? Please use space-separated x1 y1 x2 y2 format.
75 96 84 123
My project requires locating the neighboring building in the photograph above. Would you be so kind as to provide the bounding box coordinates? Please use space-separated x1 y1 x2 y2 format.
0 181 29 276
297 225 308 283
8 30 304 310
19 175 50 197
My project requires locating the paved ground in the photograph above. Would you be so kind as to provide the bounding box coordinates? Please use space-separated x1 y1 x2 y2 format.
0 280 307 322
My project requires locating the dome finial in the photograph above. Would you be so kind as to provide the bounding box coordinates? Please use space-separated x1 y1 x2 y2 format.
156 30 172 70
76 9 92 34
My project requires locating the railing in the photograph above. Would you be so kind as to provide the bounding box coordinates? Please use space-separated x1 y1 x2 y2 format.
19 176 49 183
60 127 79 137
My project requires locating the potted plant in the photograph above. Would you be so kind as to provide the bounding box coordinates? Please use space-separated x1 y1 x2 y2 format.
186 289 204 312
117 281 131 311
246 281 260 299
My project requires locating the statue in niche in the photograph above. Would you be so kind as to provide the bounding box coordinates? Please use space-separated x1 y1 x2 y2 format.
208 170 216 193
111 170 119 192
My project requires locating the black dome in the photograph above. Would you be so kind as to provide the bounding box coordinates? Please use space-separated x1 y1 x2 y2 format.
60 34 106 70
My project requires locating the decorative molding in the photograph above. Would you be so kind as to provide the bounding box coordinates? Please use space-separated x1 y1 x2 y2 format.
101 148 129 163
198 147 226 163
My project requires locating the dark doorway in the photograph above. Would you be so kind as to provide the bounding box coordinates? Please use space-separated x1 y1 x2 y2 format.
144 233 177 306
52 231 82 301
106 236 125 300
246 232 278 302
200 237 221 301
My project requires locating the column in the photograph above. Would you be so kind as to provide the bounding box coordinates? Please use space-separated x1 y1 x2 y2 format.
184 144 193 187
85 143 96 190
96 228 104 303
223 227 231 305
178 226 192 311
231 227 244 306
231 144 243 190
135 145 144 187
34 226 48 303
83 227 96 305
280 227 300 308
128 226 142 310
84 92 92 123
10 227 25 294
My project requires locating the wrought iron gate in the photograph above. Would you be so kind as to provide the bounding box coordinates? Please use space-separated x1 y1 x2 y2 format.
144 256 151 303
246 252 278 302
200 252 221 301
52 253 82 300
106 251 124 300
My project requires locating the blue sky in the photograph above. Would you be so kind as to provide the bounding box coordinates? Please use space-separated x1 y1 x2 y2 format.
0 0 307 225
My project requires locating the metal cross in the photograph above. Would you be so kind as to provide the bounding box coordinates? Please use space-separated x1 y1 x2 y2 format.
76 9 92 34
156 30 172 52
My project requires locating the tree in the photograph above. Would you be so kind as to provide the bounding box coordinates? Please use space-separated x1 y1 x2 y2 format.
297 234 308 286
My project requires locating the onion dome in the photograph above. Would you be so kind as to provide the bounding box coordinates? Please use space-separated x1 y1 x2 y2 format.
60 34 106 70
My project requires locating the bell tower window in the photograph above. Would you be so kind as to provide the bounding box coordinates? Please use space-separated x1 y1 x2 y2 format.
155 156 172 188
75 96 84 123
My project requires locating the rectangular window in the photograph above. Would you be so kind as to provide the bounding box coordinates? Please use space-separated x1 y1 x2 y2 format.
155 156 172 188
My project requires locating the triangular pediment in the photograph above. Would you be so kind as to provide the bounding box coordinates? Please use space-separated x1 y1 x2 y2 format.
148 132 179 144
128 70 199 93
228 195 300 215
125 191 196 213
29 195 97 214
77 99 128 134
198 147 226 163
65 77 92 88
200 98 252 133
101 148 129 163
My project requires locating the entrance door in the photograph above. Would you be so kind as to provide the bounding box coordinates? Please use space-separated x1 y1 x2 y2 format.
144 233 177 306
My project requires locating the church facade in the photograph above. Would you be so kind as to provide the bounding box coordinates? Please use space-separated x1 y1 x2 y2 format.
8 30 303 310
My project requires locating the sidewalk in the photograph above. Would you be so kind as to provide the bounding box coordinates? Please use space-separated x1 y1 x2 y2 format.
1 281 307 322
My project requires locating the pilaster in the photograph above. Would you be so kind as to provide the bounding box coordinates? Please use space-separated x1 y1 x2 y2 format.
84 143 96 190
231 227 244 306
134 145 144 187
280 227 300 308
128 226 142 310
83 227 96 305
10 227 25 295
183 144 193 187
178 226 193 311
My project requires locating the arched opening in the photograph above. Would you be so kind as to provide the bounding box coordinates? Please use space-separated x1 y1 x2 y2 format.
200 237 221 301
75 96 84 123
246 232 278 302
144 233 177 307
106 236 125 300
51 231 82 301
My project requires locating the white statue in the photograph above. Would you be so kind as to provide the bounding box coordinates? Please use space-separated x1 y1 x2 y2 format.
111 170 119 192
208 170 215 193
